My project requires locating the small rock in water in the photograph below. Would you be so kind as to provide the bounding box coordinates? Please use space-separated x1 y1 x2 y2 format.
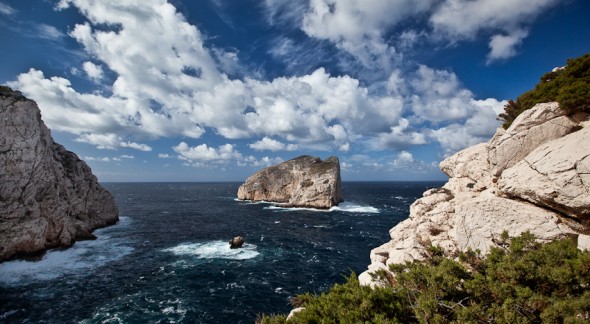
229 236 245 249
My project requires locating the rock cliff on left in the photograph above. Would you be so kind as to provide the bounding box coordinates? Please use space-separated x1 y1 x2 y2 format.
0 86 119 262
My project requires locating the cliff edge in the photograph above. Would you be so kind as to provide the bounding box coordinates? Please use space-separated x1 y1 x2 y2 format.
0 86 119 262
360 102 590 285
237 155 343 209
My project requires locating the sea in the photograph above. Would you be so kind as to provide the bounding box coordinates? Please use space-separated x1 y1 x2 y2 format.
0 181 443 323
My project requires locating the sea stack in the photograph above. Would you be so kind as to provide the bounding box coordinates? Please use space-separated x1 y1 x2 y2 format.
0 86 119 262
237 155 343 209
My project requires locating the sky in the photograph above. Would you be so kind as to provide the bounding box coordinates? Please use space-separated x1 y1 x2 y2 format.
1 0 589 182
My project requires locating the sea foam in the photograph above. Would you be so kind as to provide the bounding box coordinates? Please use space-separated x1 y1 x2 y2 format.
0 217 134 286
264 201 379 214
163 241 260 260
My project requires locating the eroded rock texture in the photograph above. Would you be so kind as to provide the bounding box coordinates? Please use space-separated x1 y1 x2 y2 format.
0 86 119 262
360 102 590 286
237 155 343 209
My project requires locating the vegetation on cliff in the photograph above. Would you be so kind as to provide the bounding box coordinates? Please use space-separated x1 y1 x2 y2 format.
259 233 590 323
498 52 590 128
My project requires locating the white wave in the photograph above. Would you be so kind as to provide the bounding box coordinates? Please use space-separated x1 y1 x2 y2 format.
163 241 260 260
0 217 134 286
235 198 279 205
264 201 379 214
330 202 379 213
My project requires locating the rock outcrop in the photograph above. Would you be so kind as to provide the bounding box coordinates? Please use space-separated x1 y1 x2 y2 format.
0 86 119 262
359 102 590 285
237 155 343 209
229 236 245 249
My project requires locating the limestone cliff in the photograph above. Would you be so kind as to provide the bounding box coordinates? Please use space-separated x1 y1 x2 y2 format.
237 155 343 209
0 86 119 262
360 102 590 285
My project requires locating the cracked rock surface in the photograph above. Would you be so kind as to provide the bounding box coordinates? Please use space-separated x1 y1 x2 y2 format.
0 87 119 262
360 102 589 286
237 155 342 209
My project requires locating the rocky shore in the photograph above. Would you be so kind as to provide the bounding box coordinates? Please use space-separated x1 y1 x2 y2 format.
0 86 119 262
360 102 590 285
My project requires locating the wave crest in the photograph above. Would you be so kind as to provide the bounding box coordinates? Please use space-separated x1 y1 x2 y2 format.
163 241 260 260
264 202 379 214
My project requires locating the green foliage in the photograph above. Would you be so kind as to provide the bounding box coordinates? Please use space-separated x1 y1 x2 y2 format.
499 52 590 128
259 233 590 323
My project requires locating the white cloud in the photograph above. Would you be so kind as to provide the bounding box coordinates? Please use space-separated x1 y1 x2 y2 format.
173 142 242 166
301 0 433 74
430 0 558 40
84 156 111 162
34 24 64 40
0 3 16 16
120 141 152 152
82 61 104 81
75 133 151 151
410 65 478 123
428 98 505 155
249 137 298 152
430 0 558 60
487 29 528 64
389 151 414 167
120 154 134 159
241 156 285 167
158 153 172 158
370 118 427 150
8 0 512 163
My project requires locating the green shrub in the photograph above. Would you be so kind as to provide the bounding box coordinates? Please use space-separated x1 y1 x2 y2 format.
259 232 590 323
499 52 590 128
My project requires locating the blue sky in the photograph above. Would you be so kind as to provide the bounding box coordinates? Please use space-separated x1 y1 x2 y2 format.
1 0 589 182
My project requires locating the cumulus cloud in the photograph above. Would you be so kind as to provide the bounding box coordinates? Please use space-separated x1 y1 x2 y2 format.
249 137 298 152
429 0 558 61
301 0 433 75
370 118 427 150
173 142 242 166
84 156 111 162
75 133 152 151
430 0 558 40
487 30 529 64
82 61 104 81
297 0 561 72
389 151 414 167
7 0 515 169
120 141 152 152
428 98 506 155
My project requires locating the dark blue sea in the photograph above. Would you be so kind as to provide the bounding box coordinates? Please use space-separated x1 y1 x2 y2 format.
0 182 442 323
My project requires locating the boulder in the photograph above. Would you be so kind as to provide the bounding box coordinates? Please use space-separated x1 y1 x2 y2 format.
237 155 343 209
499 126 590 224
0 86 119 262
359 102 589 286
487 102 580 175
229 236 245 249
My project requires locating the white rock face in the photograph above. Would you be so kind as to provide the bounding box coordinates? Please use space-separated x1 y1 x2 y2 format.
0 87 119 262
237 155 343 209
499 127 590 222
359 102 589 286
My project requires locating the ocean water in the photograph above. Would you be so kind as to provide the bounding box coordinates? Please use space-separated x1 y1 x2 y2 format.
0 181 443 323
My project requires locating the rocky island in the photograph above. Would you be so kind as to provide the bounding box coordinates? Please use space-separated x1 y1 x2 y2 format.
237 155 343 209
0 86 119 262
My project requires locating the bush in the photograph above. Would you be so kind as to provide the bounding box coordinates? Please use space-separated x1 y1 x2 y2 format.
259 232 590 323
499 52 590 128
